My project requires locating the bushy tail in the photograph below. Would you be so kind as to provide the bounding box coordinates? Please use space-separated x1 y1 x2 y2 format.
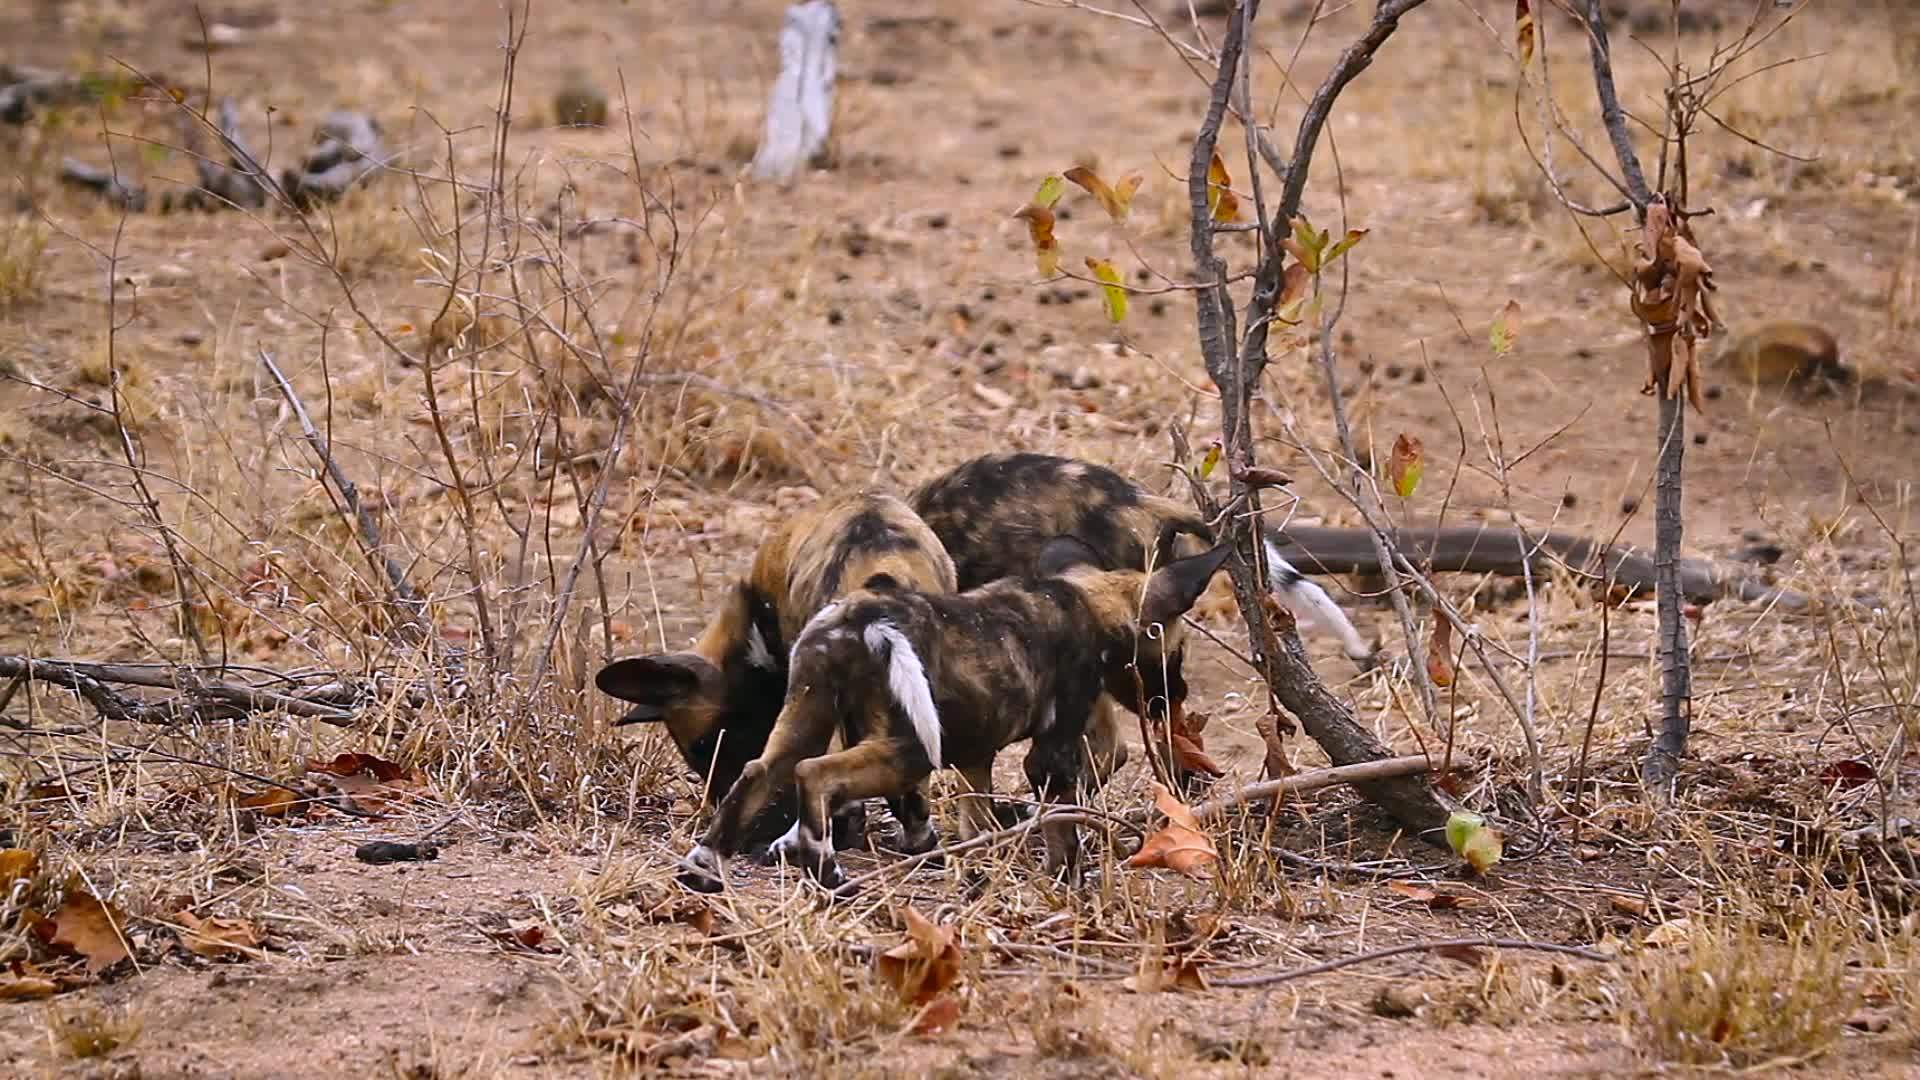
1264 538 1375 666
863 621 943 769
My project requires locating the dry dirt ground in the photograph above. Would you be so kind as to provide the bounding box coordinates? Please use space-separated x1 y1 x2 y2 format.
1 0 1919 1076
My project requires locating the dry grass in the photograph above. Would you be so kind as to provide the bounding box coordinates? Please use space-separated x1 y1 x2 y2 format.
0 1 1915 1076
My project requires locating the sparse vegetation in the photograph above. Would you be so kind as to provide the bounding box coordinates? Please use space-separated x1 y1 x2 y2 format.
0 1 1915 1077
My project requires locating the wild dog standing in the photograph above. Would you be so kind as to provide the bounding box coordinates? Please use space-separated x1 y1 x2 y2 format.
594 493 957 852
911 452 1378 670
680 537 1233 893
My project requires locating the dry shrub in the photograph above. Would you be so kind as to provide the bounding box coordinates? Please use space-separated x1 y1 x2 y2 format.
43 1001 144 1059
1625 887 1862 1067
0 216 49 310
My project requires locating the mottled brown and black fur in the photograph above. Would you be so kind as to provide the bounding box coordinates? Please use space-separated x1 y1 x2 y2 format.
594 492 956 850
911 452 1378 669
680 538 1232 893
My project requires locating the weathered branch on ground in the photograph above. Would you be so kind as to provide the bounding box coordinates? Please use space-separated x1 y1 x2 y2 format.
1187 753 1433 825
57 97 386 213
1270 522 1823 611
1184 0 1451 846
0 656 359 727
1215 936 1612 989
749 0 839 183
260 349 432 645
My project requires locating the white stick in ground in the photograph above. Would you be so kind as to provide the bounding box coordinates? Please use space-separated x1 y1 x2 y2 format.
749 0 839 183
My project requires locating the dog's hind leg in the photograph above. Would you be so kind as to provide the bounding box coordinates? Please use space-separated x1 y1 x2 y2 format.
787 738 927 892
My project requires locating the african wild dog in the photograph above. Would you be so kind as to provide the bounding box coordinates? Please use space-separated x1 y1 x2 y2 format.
678 536 1234 893
594 492 957 853
910 452 1379 671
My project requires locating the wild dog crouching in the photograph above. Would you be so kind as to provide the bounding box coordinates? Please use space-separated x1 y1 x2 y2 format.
679 537 1233 893
912 452 1379 672
594 493 956 853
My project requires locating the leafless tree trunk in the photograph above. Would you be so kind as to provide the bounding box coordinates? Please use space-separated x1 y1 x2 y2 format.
750 0 839 184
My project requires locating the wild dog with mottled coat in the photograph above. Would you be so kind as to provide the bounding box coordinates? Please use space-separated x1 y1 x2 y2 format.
594 492 957 852
679 537 1233 893
910 452 1378 670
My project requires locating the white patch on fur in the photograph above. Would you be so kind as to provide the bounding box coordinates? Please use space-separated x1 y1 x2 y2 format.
1265 538 1373 662
768 820 805 863
746 624 777 671
684 843 724 880
863 621 943 769
794 600 846 657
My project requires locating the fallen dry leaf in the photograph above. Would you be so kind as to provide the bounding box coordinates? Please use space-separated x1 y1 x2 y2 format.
0 960 59 1001
484 920 558 954
1387 880 1474 911
875 907 962 1007
303 752 425 815
0 848 37 892
1126 783 1218 879
236 787 300 817
172 911 266 960
1609 895 1649 918
1124 945 1209 993
1643 918 1693 948
906 993 963 1035
46 890 132 975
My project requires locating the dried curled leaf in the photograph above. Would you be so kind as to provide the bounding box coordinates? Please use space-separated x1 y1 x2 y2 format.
1490 298 1520 356
1084 256 1128 323
304 752 425 816
0 960 60 1001
0 848 38 892
1387 432 1425 498
1426 616 1455 688
1198 441 1223 480
1064 165 1141 221
1012 205 1061 277
875 907 962 1007
1387 880 1476 910
236 787 299 818
46 890 131 975
1206 151 1240 223
1127 783 1218 879
1169 709 1224 779
173 911 266 960
1515 0 1536 68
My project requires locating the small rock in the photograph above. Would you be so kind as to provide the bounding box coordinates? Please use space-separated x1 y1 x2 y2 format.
1069 366 1099 390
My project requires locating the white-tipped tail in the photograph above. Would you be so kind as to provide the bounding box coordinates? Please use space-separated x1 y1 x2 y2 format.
1265 538 1373 662
863 621 942 769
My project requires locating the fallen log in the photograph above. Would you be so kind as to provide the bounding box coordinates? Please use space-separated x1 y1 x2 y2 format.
1271 523 1822 611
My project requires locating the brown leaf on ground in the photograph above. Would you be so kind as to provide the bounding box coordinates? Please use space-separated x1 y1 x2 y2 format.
906 993 963 1035
46 890 132 974
172 911 266 960
303 752 425 815
0 960 59 1001
236 787 300 817
875 907 962 1007
0 848 38 891
1387 880 1475 910
1124 947 1209 993
484 920 558 953
1126 784 1218 879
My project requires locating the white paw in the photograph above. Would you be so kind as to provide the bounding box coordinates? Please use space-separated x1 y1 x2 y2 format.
767 820 805 864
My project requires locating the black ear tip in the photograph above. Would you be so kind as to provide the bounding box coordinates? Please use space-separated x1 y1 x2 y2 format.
594 658 641 694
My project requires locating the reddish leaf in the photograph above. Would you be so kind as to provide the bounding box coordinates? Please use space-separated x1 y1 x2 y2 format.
1435 942 1487 966
304 752 412 782
906 993 963 1035
236 788 300 817
1169 709 1224 779
875 907 962 1007
1127 784 1218 879
0 960 59 1001
1012 205 1061 276
485 920 559 953
46 890 131 975
1206 151 1240 223
1426 616 1455 688
303 752 425 816
1821 759 1876 790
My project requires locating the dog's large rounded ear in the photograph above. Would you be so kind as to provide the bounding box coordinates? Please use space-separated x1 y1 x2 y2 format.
1036 535 1104 578
594 654 718 710
1140 543 1233 626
